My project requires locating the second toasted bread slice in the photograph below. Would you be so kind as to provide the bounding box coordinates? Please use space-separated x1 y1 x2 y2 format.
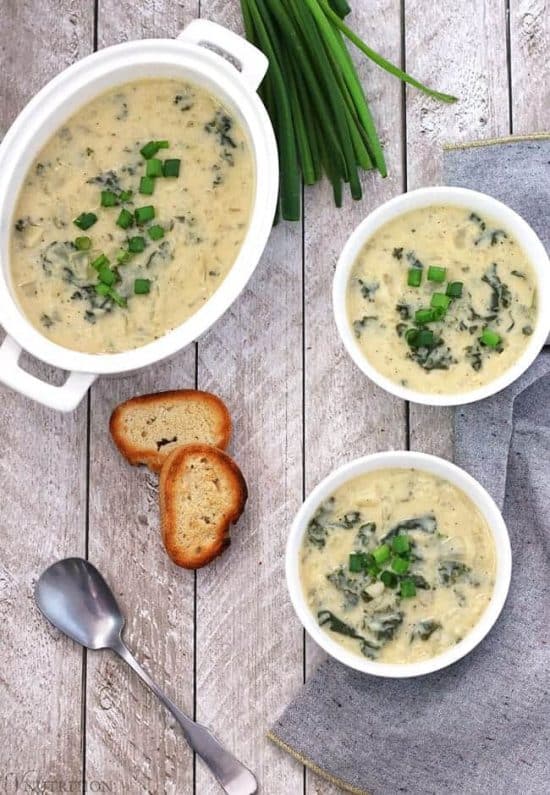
159 444 247 569
110 390 231 473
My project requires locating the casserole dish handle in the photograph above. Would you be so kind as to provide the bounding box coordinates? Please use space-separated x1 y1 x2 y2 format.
0 336 96 412
178 19 268 92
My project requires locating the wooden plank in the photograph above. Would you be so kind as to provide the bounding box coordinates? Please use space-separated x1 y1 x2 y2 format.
194 5 305 794
509 0 550 133
405 0 510 458
303 2 406 792
0 0 93 790
85 4 198 794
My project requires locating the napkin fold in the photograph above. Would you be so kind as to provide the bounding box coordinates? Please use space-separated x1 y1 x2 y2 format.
269 134 550 794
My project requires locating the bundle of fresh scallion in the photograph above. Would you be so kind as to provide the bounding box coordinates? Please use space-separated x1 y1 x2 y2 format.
240 0 457 220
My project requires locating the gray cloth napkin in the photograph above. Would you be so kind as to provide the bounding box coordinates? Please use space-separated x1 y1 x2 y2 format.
269 136 550 795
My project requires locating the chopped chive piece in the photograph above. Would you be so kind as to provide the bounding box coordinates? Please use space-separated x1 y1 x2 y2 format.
139 176 155 195
95 282 111 296
392 556 410 574
446 281 463 298
163 158 180 177
405 328 419 346
380 570 398 589
116 208 134 229
432 306 447 321
91 253 109 271
415 308 436 324
128 236 146 253
116 249 131 265
392 534 410 555
366 564 380 578
416 329 435 347
146 158 163 177
74 236 91 251
427 265 446 282
349 552 365 572
407 268 422 287
140 140 169 159
134 205 155 224
119 190 133 202
400 578 417 598
134 278 151 295
108 287 127 307
101 190 118 207
372 544 390 565
430 292 452 310
98 266 117 286
74 212 97 230
148 224 165 241
479 328 501 348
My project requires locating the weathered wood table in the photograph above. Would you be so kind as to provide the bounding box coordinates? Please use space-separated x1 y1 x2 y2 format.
1 1 548 793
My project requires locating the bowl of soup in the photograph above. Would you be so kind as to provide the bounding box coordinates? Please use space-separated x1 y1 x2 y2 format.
286 451 511 678
0 20 278 411
333 187 550 406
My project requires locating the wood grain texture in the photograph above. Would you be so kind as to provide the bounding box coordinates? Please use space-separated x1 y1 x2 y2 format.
509 0 550 132
194 4 305 793
84 4 198 794
0 0 93 790
405 0 510 459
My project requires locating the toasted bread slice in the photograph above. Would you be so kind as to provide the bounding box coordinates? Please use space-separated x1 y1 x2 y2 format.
110 390 231 473
159 444 247 569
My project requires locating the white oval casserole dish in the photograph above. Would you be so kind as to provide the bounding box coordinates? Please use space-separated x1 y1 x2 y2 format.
333 187 550 406
286 450 512 678
0 20 278 411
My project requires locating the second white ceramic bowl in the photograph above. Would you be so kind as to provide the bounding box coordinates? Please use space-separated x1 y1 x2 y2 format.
286 451 512 678
333 187 550 406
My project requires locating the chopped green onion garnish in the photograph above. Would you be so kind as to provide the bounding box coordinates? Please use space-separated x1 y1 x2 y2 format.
134 278 151 295
163 159 181 178
101 190 118 207
446 281 463 298
98 266 117 286
146 158 163 178
91 253 109 271
372 544 390 565
116 208 134 229
380 570 398 589
430 292 452 310
95 282 111 296
392 534 410 555
116 249 131 264
74 236 91 251
148 224 165 241
427 266 446 282
405 328 419 346
415 308 436 324
392 556 410 574
349 552 365 573
139 176 155 196
140 140 169 159
479 328 501 348
128 236 146 253
108 287 127 307
407 268 422 287
74 212 97 230
119 190 133 202
416 329 435 347
135 205 155 225
400 578 417 598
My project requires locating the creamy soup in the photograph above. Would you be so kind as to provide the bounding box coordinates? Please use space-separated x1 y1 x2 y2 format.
346 206 537 394
300 468 496 664
10 79 254 353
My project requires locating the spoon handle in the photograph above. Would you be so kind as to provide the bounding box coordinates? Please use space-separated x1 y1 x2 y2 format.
113 639 257 795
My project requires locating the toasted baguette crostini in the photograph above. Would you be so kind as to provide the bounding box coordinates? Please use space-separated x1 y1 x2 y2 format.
109 390 231 473
159 444 248 569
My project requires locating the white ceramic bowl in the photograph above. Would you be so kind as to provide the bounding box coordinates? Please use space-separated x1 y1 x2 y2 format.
333 186 550 406
0 20 278 411
286 451 512 678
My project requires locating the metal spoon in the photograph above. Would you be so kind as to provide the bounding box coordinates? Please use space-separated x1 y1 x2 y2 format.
35 557 257 795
